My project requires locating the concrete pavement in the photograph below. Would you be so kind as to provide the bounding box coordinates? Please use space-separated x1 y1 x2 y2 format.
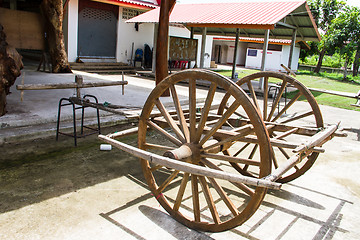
1 66 360 239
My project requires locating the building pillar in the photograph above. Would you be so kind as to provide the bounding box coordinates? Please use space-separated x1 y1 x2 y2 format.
259 29 270 90
288 28 297 69
232 28 240 79
67 0 79 62
152 23 159 73
200 27 207 69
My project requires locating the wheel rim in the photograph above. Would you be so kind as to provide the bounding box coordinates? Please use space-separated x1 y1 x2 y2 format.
218 71 324 183
138 69 272 232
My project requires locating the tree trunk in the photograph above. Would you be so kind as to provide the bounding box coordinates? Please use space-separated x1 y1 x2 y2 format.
353 45 360 77
314 47 326 73
343 59 348 80
0 24 23 116
40 0 72 73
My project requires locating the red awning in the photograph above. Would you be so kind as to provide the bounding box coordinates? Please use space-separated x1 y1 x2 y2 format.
93 0 158 9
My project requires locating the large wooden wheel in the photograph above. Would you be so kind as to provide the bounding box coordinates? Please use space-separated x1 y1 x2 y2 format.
218 71 324 183
138 69 272 232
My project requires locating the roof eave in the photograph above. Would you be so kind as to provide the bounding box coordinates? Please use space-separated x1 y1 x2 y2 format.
92 0 158 10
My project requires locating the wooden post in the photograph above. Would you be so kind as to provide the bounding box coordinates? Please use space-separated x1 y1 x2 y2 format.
155 0 176 86
75 75 83 98
231 28 240 80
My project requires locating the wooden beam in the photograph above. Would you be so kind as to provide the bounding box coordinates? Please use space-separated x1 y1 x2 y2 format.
16 80 128 90
99 134 282 189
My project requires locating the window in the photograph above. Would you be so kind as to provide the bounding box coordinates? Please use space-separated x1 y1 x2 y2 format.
122 8 145 20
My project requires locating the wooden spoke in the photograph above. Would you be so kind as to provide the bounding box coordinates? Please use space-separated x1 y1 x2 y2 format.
201 158 255 197
157 170 180 193
267 81 287 121
270 147 279 169
263 77 269 119
201 153 260 166
195 82 218 143
147 120 182 146
279 110 314 124
199 101 240 146
225 120 235 129
202 124 253 152
155 99 186 143
198 176 220 224
233 143 251 157
189 79 197 142
173 173 190 211
248 144 258 159
144 143 175 151
206 176 239 216
150 165 164 172
273 127 299 140
191 174 201 222
170 84 190 142
246 80 260 110
278 147 290 159
271 91 301 122
225 105 248 119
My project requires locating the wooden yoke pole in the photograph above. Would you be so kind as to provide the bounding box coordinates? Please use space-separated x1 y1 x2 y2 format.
156 0 176 96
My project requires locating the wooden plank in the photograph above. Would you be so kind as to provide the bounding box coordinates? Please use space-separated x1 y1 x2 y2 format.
0 8 45 50
16 80 128 90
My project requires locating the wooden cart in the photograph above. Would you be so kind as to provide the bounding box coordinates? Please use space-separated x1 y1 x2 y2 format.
99 0 342 232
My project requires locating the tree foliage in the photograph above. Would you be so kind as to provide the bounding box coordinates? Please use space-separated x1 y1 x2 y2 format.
324 6 360 78
307 0 346 73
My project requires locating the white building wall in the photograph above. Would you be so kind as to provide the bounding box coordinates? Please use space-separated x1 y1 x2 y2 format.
117 8 155 64
169 25 191 38
212 40 248 66
281 45 300 71
66 0 79 62
192 35 213 68
244 45 300 72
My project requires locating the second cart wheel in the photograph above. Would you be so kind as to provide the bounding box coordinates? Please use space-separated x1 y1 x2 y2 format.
138 69 272 232
218 71 324 183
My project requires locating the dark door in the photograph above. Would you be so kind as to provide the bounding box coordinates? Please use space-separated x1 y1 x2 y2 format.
78 1 117 57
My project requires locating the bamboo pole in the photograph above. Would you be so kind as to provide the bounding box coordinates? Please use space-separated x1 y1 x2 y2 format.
98 134 282 190
293 123 339 153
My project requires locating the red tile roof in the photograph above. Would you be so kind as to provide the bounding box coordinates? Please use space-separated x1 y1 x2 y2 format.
127 1 305 28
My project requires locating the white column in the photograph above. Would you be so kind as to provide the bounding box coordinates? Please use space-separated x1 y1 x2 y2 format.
232 28 240 79
200 27 207 69
67 0 79 62
152 23 159 73
259 29 270 90
288 29 297 69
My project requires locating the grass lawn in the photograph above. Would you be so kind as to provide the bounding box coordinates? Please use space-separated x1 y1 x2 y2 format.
212 68 360 111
